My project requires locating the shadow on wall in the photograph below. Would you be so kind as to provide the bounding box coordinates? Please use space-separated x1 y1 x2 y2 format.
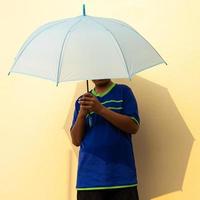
64 76 195 200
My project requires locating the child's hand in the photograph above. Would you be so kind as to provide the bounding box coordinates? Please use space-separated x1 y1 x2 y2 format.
78 93 93 117
78 92 104 115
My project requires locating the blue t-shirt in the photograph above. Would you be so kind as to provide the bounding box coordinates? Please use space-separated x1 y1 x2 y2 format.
70 82 140 190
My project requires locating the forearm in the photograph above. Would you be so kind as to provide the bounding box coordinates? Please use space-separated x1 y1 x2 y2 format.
70 113 86 146
98 106 139 134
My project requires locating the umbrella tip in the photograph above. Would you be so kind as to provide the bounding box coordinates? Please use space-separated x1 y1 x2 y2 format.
82 4 86 16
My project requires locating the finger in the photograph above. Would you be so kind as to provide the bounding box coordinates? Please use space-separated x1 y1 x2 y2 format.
79 96 90 100
83 93 93 97
79 101 92 106
78 96 93 101
80 105 92 109
79 96 93 101
79 97 92 103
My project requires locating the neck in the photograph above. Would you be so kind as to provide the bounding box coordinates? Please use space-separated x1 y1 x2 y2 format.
95 81 113 93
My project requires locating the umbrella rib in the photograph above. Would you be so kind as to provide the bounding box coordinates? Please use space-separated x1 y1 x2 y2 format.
107 18 168 65
10 17 81 74
87 17 131 80
88 16 167 65
56 18 84 86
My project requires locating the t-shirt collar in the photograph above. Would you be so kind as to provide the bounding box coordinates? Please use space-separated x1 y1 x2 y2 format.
91 82 116 97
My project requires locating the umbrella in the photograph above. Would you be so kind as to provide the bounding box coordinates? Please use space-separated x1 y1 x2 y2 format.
8 4 167 93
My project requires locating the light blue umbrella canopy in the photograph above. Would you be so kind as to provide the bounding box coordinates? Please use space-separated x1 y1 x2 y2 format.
8 4 167 90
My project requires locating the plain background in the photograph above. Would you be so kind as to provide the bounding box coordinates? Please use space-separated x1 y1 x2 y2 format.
0 0 199 199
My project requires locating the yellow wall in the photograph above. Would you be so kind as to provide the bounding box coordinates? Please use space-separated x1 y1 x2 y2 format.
0 0 199 200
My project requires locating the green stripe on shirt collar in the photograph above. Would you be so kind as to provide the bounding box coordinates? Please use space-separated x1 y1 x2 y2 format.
91 82 116 97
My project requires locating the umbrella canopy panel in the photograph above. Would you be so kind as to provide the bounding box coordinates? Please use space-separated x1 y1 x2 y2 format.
9 15 166 84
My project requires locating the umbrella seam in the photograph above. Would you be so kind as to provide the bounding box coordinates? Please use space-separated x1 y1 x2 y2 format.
56 18 84 86
9 16 81 75
108 18 168 65
87 17 131 80
88 15 167 65
15 16 79 59
131 60 166 75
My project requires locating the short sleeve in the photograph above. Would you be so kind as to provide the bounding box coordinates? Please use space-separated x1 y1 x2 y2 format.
70 99 80 131
122 85 140 126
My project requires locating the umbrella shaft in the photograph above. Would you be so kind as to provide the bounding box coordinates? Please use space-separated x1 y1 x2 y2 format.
86 80 89 93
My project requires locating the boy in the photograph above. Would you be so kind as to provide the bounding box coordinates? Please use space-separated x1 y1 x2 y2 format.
70 79 140 200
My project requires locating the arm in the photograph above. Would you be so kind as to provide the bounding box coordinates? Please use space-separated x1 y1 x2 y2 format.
70 112 86 147
98 106 139 134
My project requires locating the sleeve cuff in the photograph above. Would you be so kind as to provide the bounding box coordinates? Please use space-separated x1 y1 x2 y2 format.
130 116 140 126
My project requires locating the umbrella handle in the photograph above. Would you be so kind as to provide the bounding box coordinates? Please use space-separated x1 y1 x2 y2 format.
86 79 89 93
86 79 92 127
